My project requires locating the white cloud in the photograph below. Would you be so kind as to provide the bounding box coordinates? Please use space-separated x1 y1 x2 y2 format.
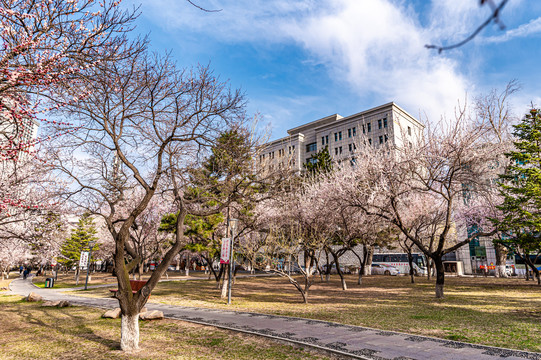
485 16 541 43
139 0 482 123
280 0 473 122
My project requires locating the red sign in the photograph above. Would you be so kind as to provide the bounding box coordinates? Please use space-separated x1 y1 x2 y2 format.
220 238 231 264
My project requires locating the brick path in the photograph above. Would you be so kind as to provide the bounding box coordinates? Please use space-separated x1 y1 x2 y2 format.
8 276 541 360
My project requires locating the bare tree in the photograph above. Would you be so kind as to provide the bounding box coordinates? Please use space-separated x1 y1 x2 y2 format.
49 47 245 350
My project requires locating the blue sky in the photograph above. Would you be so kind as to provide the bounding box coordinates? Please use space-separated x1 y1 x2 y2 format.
126 0 541 140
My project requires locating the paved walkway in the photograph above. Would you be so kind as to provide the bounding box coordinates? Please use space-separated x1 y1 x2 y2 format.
8 276 541 360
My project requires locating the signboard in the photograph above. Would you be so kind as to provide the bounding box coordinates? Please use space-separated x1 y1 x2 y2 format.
220 238 231 264
79 251 89 270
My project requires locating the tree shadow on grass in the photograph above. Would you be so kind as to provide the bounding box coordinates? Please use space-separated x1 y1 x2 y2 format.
2 302 120 351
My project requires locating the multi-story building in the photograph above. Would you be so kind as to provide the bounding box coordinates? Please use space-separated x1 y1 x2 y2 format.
0 113 39 160
259 102 424 172
261 102 516 276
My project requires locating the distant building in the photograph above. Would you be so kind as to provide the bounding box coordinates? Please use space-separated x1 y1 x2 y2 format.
0 110 39 160
259 102 424 172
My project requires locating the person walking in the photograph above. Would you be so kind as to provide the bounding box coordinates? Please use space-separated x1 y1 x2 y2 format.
23 267 29 280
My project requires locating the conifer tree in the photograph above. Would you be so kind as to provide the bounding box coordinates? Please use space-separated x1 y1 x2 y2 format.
303 146 333 176
60 213 99 283
494 108 541 284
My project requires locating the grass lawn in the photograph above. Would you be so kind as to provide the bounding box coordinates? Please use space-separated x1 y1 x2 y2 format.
32 271 208 289
0 294 336 359
0 273 16 289
78 274 541 352
32 272 117 289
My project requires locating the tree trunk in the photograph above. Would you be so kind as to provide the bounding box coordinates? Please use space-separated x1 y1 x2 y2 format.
426 258 433 281
300 288 308 304
324 250 331 282
358 249 367 285
434 256 445 298
494 243 508 278
137 262 143 280
220 264 229 298
524 257 541 285
330 250 347 290
407 251 415 284
120 313 140 351
362 245 373 276
185 253 190 276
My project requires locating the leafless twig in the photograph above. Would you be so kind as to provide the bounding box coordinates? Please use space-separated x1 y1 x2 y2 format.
426 0 508 53
186 0 222 13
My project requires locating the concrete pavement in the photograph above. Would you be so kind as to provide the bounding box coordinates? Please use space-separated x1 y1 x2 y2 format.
8 276 541 360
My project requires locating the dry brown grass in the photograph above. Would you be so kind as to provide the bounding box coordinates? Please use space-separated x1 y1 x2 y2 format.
32 271 209 289
0 294 337 359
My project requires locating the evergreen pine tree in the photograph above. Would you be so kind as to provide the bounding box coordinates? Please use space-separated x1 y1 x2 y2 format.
59 213 99 276
303 146 333 176
493 108 541 283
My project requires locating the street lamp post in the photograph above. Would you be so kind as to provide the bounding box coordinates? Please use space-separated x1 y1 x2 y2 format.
227 218 238 305
84 241 96 290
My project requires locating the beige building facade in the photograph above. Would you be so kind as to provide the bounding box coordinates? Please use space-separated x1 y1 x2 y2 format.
260 102 424 172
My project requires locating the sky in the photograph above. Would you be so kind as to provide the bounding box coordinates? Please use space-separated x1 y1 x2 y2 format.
125 0 541 140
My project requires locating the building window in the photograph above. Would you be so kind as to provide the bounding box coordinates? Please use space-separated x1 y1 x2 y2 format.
272 151 275 159
334 133 338 142
306 157 317 165
362 125 365 134
339 146 342 154
408 126 412 136
353 127 356 136
367 123 371 133
325 135 329 144
378 119 382 129
321 136 325 146
368 138 372 145
384 134 388 142
348 128 352 138
379 136 383 144
383 117 388 128
339 131 342 140
306 142 317 152
335 147 338 155
348 144 352 152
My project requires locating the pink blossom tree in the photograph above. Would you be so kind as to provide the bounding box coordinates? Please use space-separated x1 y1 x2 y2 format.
0 0 139 159
326 106 506 298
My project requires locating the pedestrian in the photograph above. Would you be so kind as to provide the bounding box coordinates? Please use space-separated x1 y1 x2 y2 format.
23 268 28 279
19 265 23 274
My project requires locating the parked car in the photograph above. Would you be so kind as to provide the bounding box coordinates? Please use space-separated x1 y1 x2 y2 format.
321 264 350 274
371 263 400 276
